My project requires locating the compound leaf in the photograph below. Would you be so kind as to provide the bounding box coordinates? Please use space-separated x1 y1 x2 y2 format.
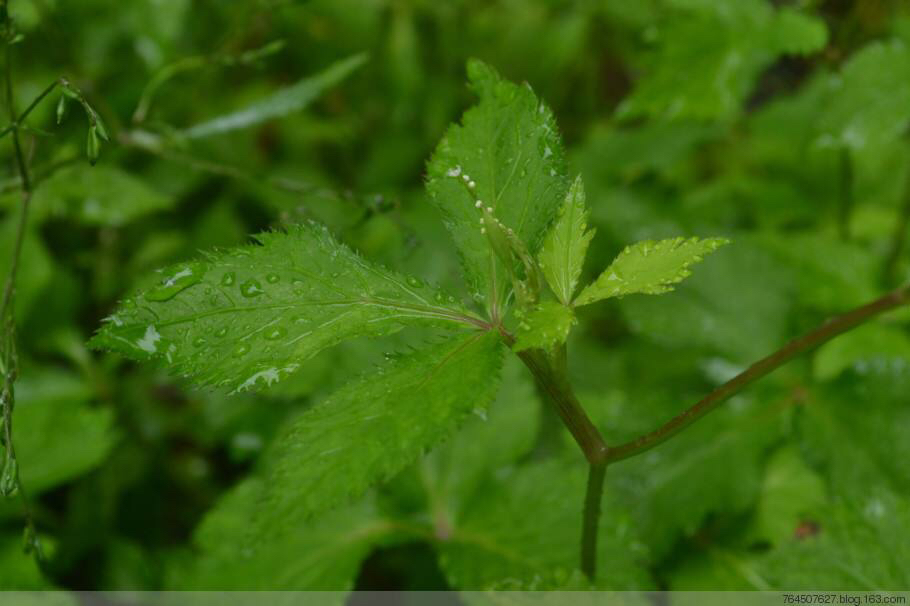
91 223 480 392
575 236 729 306
538 175 594 305
426 59 569 308
257 332 503 533
184 53 367 139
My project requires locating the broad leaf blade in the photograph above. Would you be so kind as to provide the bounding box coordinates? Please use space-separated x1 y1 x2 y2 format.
538 175 594 305
91 223 478 392
257 332 503 532
184 53 367 139
576 236 728 306
426 59 569 306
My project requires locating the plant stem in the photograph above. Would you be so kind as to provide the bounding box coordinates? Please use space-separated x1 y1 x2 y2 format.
604 283 910 464
581 461 606 578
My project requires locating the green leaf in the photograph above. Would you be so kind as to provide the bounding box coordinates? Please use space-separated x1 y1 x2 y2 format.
426 59 569 307
405 354 542 527
29 165 172 227
512 301 576 352
0 534 50 590
257 332 503 533
575 236 728 306
14 368 118 493
91 223 480 392
618 0 827 121
815 40 910 153
538 175 594 305
184 53 367 139
436 459 652 590
170 479 392 591
813 323 910 382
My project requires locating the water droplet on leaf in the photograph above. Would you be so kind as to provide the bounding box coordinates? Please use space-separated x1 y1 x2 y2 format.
240 278 264 298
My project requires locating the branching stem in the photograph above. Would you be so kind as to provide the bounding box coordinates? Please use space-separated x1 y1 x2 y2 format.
509 283 910 583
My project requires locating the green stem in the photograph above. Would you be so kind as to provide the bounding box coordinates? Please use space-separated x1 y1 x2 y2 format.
883 177 910 285
581 461 606 578
604 283 910 464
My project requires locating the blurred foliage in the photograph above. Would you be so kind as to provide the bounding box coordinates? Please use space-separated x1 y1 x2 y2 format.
1 0 910 593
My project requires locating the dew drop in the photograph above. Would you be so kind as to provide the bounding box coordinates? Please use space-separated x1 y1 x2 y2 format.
215 327 228 338
221 272 236 286
265 327 287 341
233 343 251 357
145 264 205 302
192 337 206 348
266 273 280 284
406 276 423 288
434 292 446 303
240 278 264 298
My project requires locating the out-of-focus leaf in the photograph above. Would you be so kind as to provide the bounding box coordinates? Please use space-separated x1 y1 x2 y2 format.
170 479 391 591
436 460 652 590
813 323 910 382
14 369 118 493
426 59 569 305
0 216 52 321
618 0 826 121
0 534 51 590
30 165 172 227
183 53 367 139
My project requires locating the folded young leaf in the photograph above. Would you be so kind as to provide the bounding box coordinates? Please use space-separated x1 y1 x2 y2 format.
91 223 482 392
538 175 594 305
512 301 576 352
257 332 503 535
184 53 367 139
426 59 569 309
575 236 729 306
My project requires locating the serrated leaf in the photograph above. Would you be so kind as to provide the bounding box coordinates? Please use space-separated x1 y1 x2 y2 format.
29 164 172 227
257 332 503 534
436 459 652 590
170 479 390 591
184 53 367 139
618 0 827 121
91 223 481 392
426 59 569 308
538 175 594 305
575 236 728 306
512 301 576 352
14 369 118 493
406 355 542 526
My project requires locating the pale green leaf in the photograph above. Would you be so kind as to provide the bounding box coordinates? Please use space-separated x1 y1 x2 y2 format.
512 301 576 352
436 460 652 590
575 236 729 306
91 223 480 392
14 369 118 493
170 479 391 591
538 175 594 305
184 53 367 139
426 59 569 306
257 332 503 533
29 165 172 227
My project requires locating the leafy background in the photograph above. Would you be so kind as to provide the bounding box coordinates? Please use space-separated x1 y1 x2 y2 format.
2 0 910 592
